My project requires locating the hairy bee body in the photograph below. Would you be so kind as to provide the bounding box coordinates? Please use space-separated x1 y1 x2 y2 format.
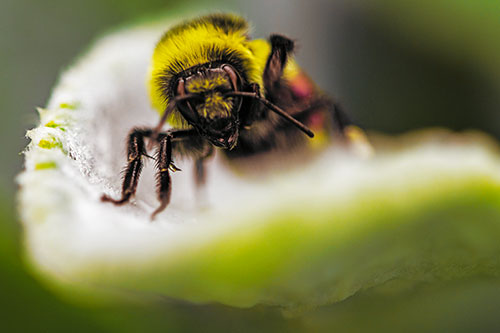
103 13 352 218
149 14 338 157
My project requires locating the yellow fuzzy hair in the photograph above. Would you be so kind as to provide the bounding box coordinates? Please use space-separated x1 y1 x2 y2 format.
148 13 300 128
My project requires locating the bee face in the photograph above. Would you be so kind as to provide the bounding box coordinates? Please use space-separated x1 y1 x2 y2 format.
175 65 242 149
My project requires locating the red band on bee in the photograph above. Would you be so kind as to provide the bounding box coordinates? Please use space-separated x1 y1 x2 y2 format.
290 72 314 100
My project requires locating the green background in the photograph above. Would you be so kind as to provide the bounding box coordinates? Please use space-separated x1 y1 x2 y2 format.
2 0 500 331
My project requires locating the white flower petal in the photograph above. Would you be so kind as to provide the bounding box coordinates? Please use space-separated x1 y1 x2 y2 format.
18 18 500 311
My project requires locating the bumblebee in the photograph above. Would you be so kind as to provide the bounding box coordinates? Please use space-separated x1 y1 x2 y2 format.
102 13 357 218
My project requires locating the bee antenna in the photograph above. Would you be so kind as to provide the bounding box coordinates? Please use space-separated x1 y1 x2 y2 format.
150 94 200 145
224 92 315 138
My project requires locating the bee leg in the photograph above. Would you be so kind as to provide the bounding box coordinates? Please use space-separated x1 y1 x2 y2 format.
263 34 294 93
150 128 200 219
101 128 151 205
298 97 352 137
331 102 352 134
194 145 214 188
151 133 174 220
331 102 374 155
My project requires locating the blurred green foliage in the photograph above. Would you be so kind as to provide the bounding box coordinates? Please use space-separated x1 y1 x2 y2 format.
333 0 500 140
370 0 500 78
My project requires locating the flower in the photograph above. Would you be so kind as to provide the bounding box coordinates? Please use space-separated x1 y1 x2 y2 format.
18 17 500 317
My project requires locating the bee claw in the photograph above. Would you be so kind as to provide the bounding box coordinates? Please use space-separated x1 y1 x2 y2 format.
169 163 181 172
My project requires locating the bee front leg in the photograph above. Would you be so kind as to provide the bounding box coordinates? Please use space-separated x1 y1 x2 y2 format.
151 133 174 220
151 128 200 219
102 128 152 205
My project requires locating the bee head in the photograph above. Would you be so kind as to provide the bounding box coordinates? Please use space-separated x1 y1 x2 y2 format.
175 65 242 149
